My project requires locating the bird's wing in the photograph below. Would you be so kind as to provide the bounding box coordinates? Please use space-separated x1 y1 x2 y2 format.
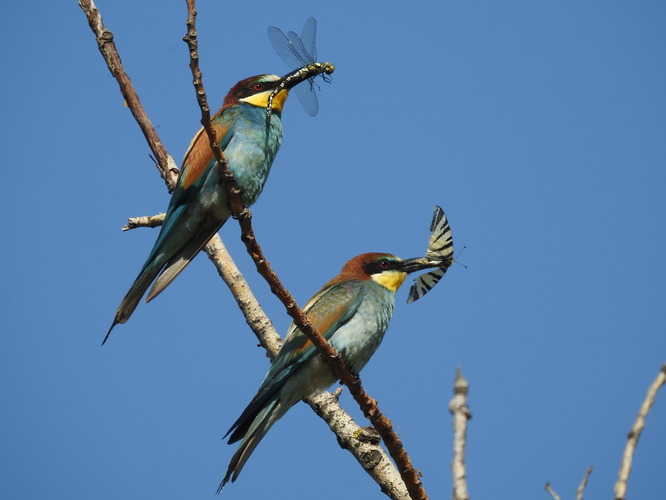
225 280 365 442
177 120 233 191
139 120 233 270
160 120 232 232
268 279 366 378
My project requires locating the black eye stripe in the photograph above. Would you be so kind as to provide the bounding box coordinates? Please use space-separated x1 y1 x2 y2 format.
362 259 398 275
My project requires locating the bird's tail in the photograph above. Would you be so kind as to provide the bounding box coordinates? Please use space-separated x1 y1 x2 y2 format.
217 398 285 493
102 254 168 345
102 219 225 345
144 227 220 303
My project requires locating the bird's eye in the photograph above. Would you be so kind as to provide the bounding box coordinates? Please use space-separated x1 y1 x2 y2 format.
252 83 264 91
378 259 390 270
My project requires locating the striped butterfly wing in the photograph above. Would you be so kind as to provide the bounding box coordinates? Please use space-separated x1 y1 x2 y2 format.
407 268 446 303
407 206 455 303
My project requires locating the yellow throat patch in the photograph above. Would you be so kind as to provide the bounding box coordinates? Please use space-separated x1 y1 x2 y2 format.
371 270 407 293
241 89 289 113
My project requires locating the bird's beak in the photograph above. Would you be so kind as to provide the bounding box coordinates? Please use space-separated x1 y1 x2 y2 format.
397 257 443 274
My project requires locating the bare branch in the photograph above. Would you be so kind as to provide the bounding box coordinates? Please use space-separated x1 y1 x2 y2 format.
203 234 283 356
545 483 561 500
78 0 179 191
122 213 166 231
546 465 592 500
449 368 471 500
576 466 593 500
306 392 411 500
614 363 666 500
182 3 428 498
81 2 411 495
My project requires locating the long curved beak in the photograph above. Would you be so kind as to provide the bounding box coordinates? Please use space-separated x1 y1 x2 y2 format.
397 257 444 275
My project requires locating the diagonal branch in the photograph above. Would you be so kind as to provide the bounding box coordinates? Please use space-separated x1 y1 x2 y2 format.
576 466 593 500
79 0 179 192
183 2 427 499
614 362 666 500
80 2 410 498
544 483 561 500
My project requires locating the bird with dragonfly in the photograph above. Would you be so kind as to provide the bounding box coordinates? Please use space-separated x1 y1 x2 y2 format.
103 19 335 345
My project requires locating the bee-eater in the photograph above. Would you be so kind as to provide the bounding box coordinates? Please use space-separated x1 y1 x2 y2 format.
218 252 439 491
103 71 314 345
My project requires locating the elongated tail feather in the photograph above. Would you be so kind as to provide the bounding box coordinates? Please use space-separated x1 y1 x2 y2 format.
145 219 225 303
102 259 166 344
218 399 285 493
104 214 228 344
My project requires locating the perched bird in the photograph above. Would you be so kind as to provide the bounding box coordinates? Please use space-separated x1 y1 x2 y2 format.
219 252 439 491
104 71 316 344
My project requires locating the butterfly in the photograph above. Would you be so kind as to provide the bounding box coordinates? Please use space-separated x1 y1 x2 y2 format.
407 205 455 303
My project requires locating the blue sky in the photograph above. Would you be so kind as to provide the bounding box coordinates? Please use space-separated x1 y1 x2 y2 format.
2 1 665 499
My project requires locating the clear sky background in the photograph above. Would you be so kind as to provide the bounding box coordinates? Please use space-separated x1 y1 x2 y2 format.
2 1 665 499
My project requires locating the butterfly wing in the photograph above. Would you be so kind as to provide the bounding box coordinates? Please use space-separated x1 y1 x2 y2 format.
407 205 455 302
407 268 446 303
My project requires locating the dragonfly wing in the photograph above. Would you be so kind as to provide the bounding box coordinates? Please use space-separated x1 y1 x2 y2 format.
294 81 319 116
268 17 327 116
300 17 317 61
267 26 305 68
286 30 311 65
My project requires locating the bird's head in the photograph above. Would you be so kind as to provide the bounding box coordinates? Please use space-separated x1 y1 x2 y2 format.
332 253 449 293
222 74 287 114
222 68 325 115
327 253 413 293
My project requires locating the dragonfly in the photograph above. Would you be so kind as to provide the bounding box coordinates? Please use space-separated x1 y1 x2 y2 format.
407 205 455 303
267 17 334 117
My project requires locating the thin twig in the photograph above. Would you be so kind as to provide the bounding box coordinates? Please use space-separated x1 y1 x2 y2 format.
614 363 666 500
182 2 427 499
576 466 593 500
449 368 471 500
545 483 561 500
78 0 179 191
122 213 166 231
